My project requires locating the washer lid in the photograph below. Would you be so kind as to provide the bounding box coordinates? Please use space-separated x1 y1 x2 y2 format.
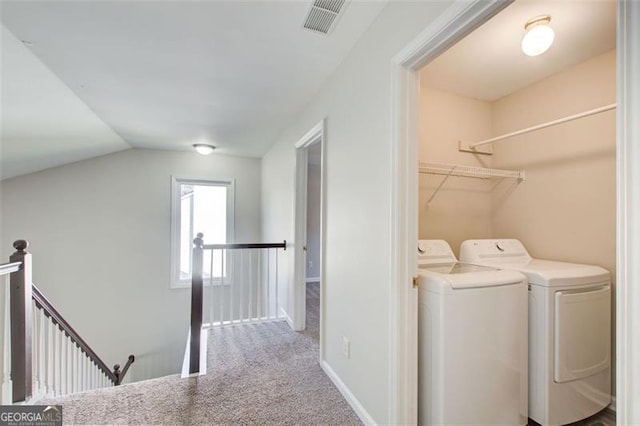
495 259 610 287
418 264 525 290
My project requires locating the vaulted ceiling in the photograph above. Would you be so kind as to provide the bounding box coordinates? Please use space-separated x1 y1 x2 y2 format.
1 1 387 179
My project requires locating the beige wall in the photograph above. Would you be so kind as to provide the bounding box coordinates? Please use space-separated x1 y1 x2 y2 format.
491 50 616 276
418 87 494 256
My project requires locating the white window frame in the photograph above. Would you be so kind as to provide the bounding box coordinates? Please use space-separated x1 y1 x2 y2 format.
170 175 235 289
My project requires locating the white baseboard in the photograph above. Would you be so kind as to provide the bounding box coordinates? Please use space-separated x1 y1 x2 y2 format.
321 360 376 426
306 277 320 283
1 380 13 405
280 307 294 329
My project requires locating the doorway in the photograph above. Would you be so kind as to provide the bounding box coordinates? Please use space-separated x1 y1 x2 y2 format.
390 0 639 424
293 119 325 359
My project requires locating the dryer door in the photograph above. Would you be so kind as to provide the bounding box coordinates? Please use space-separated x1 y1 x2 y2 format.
554 285 611 383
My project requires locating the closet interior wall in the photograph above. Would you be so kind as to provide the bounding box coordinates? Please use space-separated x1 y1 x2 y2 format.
418 87 493 257
419 49 617 393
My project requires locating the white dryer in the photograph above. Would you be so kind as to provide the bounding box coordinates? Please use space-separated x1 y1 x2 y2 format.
417 240 528 425
459 239 611 425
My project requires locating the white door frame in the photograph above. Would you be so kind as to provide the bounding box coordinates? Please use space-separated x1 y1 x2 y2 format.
389 2 513 422
390 0 640 423
293 120 325 346
615 1 640 421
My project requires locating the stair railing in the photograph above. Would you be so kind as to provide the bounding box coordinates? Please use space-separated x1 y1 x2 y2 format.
1 240 134 404
188 233 287 375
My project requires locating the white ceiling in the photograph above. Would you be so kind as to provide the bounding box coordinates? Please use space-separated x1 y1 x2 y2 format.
420 0 616 101
0 26 130 180
0 0 386 179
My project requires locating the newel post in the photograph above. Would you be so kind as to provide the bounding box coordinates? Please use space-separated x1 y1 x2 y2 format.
189 233 204 374
9 240 32 402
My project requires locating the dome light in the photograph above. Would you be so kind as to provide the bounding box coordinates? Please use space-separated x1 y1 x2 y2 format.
521 15 554 57
193 144 216 155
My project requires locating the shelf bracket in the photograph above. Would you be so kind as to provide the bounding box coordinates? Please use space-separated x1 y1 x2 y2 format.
458 140 493 156
427 166 456 204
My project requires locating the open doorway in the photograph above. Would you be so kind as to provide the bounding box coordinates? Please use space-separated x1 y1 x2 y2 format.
390 0 639 423
303 142 322 339
292 120 324 359
417 2 616 424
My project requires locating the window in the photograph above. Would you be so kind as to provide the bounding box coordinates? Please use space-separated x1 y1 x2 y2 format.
170 176 234 288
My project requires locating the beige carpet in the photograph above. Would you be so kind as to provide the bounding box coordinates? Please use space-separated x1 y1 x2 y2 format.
39 282 361 425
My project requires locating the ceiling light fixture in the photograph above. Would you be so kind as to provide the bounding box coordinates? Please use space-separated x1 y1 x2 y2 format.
521 15 555 57
193 144 216 155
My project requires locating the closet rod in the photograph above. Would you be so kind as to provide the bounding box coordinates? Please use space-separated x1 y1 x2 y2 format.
468 103 617 150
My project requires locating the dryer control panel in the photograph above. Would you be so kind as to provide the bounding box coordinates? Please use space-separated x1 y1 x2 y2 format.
460 239 531 263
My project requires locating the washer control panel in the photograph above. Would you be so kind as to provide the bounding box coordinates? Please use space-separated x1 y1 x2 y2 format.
417 239 457 265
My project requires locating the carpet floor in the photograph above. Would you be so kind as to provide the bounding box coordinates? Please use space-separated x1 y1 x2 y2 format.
38 282 361 425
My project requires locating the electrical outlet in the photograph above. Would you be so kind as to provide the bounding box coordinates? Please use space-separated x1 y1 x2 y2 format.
342 336 350 358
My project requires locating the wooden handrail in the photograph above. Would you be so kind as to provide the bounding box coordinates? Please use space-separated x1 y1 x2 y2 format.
203 241 287 251
113 354 135 385
31 285 134 385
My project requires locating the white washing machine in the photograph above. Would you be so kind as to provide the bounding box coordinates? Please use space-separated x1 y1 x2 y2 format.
459 239 611 425
417 239 528 425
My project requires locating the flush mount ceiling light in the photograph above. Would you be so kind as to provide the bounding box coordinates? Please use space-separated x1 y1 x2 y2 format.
521 15 555 57
193 144 216 155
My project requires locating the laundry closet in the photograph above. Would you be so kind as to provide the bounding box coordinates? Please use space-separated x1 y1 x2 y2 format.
416 0 616 424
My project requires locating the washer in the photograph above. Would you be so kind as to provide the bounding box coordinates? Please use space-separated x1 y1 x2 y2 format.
417 239 528 425
459 239 611 425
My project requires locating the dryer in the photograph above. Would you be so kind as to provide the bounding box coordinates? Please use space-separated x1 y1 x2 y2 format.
459 239 611 425
417 240 528 425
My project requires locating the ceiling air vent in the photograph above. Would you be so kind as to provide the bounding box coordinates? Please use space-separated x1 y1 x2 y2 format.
303 0 346 35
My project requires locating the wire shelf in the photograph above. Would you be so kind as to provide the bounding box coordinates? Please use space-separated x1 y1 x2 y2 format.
419 162 525 204
419 162 525 180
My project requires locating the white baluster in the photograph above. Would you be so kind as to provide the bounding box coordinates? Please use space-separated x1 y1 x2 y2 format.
240 250 245 322
61 334 68 395
73 346 78 392
38 310 46 397
67 342 72 395
1 278 12 404
85 358 91 391
249 250 254 321
209 250 214 326
275 248 279 320
257 249 262 321
267 249 271 319
70 344 75 394
82 352 86 390
89 362 94 390
46 319 54 397
92 364 98 390
32 304 38 395
57 332 63 397
78 354 83 392
219 249 224 325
